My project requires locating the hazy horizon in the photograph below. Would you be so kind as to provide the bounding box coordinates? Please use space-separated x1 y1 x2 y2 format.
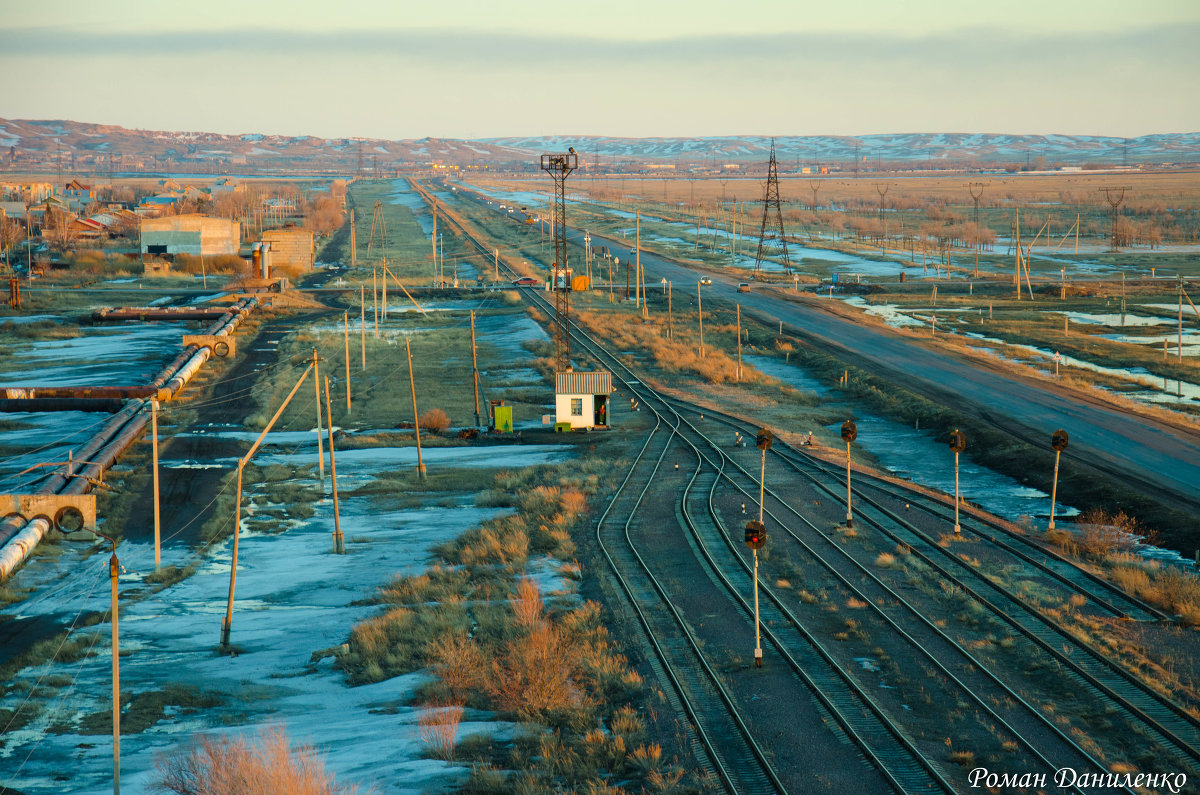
2 1 1197 140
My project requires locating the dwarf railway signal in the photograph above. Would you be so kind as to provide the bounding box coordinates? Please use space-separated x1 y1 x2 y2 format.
1048 429 1068 531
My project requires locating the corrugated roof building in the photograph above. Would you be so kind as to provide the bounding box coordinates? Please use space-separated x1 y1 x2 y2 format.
554 370 613 430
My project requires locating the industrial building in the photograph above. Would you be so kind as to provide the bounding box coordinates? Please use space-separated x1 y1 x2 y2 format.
260 227 315 271
140 214 240 257
554 371 612 430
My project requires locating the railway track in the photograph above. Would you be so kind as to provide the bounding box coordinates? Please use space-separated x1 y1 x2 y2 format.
425 183 1200 792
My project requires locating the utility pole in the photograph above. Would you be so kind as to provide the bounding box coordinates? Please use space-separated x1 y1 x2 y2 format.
151 399 160 568
494 248 499 282
697 281 705 358
406 337 426 479
667 281 673 339
349 209 357 268
470 310 481 427
372 268 379 338
1048 430 1068 531
343 312 352 412
360 286 366 369
324 376 345 554
313 349 324 482
635 211 641 310
736 304 742 382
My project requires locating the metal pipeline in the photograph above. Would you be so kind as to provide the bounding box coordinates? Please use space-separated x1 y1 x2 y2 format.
93 307 232 322
0 297 259 578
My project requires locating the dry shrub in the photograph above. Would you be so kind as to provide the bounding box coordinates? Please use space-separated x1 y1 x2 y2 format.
489 622 585 717
154 725 358 795
427 631 488 700
875 552 896 568
1075 508 1142 557
1110 565 1152 598
418 699 464 761
513 576 544 628
419 408 451 434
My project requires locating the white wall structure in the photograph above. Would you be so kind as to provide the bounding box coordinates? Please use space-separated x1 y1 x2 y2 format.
554 371 612 430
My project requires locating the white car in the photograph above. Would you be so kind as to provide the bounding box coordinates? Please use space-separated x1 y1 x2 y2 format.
700 277 712 286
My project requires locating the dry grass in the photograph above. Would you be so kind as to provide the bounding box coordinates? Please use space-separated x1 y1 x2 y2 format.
154 725 359 795
418 699 464 761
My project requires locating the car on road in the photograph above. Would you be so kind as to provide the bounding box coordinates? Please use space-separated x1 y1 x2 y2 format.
737 282 750 293
699 277 712 285
512 277 539 286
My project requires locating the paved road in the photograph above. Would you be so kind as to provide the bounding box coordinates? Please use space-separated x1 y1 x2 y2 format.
563 224 1200 517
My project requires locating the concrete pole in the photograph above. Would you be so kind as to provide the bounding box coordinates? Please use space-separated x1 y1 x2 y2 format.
698 282 704 358
360 286 366 370
432 204 438 285
349 208 356 267
151 400 160 568
736 304 742 382
343 312 351 413
406 338 426 480
324 376 345 554
110 550 120 795
313 349 324 481
1048 449 1061 531
470 310 481 427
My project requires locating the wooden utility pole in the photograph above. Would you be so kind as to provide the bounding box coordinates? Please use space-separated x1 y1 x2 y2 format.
667 281 673 339
223 363 314 648
360 286 366 370
381 263 388 321
406 338 426 479
372 268 379 338
1014 208 1022 300
736 304 742 382
151 400 160 568
343 312 351 412
431 202 438 285
698 281 705 358
313 349 324 481
349 209 357 267
470 310 481 427
494 248 499 282
634 212 641 308
324 376 345 554
109 548 120 795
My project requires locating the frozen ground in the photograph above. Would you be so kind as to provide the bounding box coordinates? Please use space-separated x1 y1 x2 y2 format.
0 322 189 386
1 438 571 794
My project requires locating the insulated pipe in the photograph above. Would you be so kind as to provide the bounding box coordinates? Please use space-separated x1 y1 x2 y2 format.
92 308 232 322
1 298 259 577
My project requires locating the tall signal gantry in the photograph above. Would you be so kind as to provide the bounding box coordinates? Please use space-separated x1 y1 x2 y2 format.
1100 186 1131 251
541 149 578 372
753 138 791 279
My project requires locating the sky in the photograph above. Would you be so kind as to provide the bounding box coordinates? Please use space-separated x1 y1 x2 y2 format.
0 0 1197 140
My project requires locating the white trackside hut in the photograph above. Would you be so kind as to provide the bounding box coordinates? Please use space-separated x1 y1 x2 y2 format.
554 371 613 430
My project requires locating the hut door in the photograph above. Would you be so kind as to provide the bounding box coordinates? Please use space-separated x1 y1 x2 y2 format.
594 395 607 427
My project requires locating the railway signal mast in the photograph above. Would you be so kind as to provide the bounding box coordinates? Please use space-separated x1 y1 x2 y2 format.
541 149 578 372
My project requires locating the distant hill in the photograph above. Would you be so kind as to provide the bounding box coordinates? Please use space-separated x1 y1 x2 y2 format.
1 118 1196 175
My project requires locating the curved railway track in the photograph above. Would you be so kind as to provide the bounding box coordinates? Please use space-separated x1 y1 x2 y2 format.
424 183 1200 793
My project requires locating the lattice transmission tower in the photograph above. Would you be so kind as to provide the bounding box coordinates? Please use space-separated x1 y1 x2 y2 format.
541 149 578 372
753 139 791 278
1100 186 1131 252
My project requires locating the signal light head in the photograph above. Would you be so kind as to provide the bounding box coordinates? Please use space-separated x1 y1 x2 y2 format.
756 428 773 451
744 519 766 550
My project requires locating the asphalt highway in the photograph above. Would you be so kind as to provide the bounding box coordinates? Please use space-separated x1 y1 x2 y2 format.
565 224 1200 519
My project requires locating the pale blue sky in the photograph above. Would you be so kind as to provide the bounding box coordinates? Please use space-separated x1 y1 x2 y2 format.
1 0 1196 139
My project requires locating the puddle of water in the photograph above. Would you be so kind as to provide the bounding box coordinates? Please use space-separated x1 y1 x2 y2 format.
1064 311 1174 328
839 297 927 328
0 314 63 325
